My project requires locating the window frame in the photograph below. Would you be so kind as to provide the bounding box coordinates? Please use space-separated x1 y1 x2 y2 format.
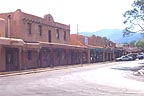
27 23 32 34
38 25 42 36
64 31 66 40
56 29 59 39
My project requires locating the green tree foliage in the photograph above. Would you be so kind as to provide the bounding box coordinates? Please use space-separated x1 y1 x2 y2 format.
129 40 136 47
103 37 110 41
123 0 144 33
136 39 144 48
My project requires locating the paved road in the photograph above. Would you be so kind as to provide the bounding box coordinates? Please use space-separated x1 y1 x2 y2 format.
0 60 144 96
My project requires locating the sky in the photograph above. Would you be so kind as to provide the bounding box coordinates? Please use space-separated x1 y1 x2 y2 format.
0 0 134 34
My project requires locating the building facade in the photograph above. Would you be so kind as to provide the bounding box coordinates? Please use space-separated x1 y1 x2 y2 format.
70 34 116 63
0 9 128 72
0 9 70 44
0 9 88 72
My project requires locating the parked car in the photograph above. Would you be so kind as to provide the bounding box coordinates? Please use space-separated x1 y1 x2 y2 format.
126 53 138 60
137 53 144 59
116 55 133 61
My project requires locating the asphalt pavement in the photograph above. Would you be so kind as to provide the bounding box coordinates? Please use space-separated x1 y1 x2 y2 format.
0 60 144 96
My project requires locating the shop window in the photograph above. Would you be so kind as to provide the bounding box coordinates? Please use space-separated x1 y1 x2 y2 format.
57 50 60 57
27 50 32 60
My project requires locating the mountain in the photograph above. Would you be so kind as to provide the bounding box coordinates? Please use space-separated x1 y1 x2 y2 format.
79 29 144 44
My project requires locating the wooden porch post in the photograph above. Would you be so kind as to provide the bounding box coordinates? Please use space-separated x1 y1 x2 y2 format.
103 48 105 62
109 52 111 61
18 47 22 70
37 48 40 68
0 45 5 71
0 45 3 69
113 50 115 61
50 48 54 67
22 48 27 70
87 49 90 64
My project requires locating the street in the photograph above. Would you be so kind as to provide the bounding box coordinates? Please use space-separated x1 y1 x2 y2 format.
0 60 144 96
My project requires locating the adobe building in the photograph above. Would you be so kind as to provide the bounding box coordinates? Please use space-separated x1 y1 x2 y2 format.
0 18 25 71
0 9 88 72
70 34 116 63
0 9 70 44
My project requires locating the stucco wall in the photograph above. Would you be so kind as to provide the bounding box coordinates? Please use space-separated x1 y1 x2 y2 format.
0 46 6 71
0 9 70 44
0 18 5 37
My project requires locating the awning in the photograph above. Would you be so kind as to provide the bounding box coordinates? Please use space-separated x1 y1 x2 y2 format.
0 37 25 46
24 42 40 50
39 42 88 50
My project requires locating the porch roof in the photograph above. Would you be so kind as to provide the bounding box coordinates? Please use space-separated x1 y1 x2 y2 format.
24 42 40 50
23 41 88 50
39 42 88 50
87 45 104 49
0 37 25 46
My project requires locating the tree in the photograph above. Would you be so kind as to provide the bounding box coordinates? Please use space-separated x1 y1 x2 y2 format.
129 40 136 47
103 37 110 41
123 0 144 33
136 39 144 48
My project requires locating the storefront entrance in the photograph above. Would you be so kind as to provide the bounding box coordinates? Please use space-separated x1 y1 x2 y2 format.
5 48 19 71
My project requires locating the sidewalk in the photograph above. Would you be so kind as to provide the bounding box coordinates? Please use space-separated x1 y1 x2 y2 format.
0 61 117 77
0 64 83 77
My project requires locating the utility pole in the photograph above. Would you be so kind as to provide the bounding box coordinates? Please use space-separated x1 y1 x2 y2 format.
77 24 83 66
77 24 79 35
76 24 79 43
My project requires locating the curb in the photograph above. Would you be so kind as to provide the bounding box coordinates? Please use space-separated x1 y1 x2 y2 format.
0 61 116 77
0 64 83 77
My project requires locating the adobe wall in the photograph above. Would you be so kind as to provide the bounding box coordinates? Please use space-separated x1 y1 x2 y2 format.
0 18 5 37
0 45 6 71
0 9 70 44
